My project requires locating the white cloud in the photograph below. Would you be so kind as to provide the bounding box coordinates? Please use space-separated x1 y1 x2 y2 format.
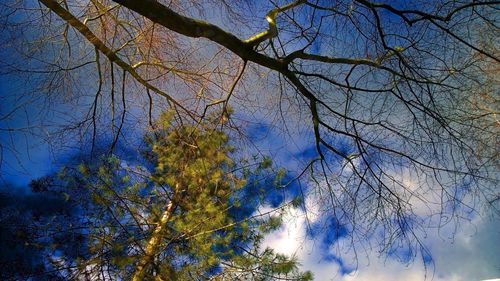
260 196 346 281
340 215 500 281
262 196 500 281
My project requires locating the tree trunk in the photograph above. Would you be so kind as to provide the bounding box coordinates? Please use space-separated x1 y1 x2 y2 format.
132 193 177 281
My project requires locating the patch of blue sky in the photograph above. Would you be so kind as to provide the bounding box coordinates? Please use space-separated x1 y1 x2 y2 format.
0 76 54 185
238 109 378 269
294 143 319 160
169 253 192 270
206 264 223 276
387 245 416 265
322 133 356 157
306 215 349 245
241 118 317 172
229 193 260 222
375 212 435 265
245 121 271 141
1 0 170 186
230 170 302 219
1 65 152 186
238 101 454 274
323 253 355 275
421 248 433 266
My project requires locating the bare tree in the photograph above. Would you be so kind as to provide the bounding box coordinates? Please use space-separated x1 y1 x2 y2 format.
1 0 499 273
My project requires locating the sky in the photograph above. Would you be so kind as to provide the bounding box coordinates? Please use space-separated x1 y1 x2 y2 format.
3 113 498 280
1 0 499 280
261 193 500 281
249 122 500 281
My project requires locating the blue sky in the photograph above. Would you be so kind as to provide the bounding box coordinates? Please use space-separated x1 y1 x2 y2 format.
0 74 53 186
2 101 497 280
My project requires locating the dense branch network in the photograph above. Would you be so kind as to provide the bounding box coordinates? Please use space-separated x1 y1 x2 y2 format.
2 0 499 273
109 0 499 205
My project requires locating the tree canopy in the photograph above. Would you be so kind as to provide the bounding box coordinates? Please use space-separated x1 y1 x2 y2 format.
0 0 498 279
2 112 313 280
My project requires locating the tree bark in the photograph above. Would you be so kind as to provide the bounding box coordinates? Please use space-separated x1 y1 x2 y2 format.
112 0 287 72
132 197 176 281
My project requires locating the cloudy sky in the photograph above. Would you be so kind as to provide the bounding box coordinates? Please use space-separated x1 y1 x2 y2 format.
0 61 497 281
250 123 500 281
1 1 499 280
261 199 500 281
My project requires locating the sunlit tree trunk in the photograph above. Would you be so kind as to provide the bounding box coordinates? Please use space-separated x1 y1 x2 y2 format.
132 185 179 281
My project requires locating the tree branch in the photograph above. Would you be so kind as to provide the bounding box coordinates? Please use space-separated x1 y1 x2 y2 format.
39 0 194 118
112 0 286 72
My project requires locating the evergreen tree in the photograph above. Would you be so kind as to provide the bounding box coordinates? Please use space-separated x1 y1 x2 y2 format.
42 112 312 280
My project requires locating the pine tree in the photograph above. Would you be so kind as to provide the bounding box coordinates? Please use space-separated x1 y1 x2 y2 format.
46 112 313 280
